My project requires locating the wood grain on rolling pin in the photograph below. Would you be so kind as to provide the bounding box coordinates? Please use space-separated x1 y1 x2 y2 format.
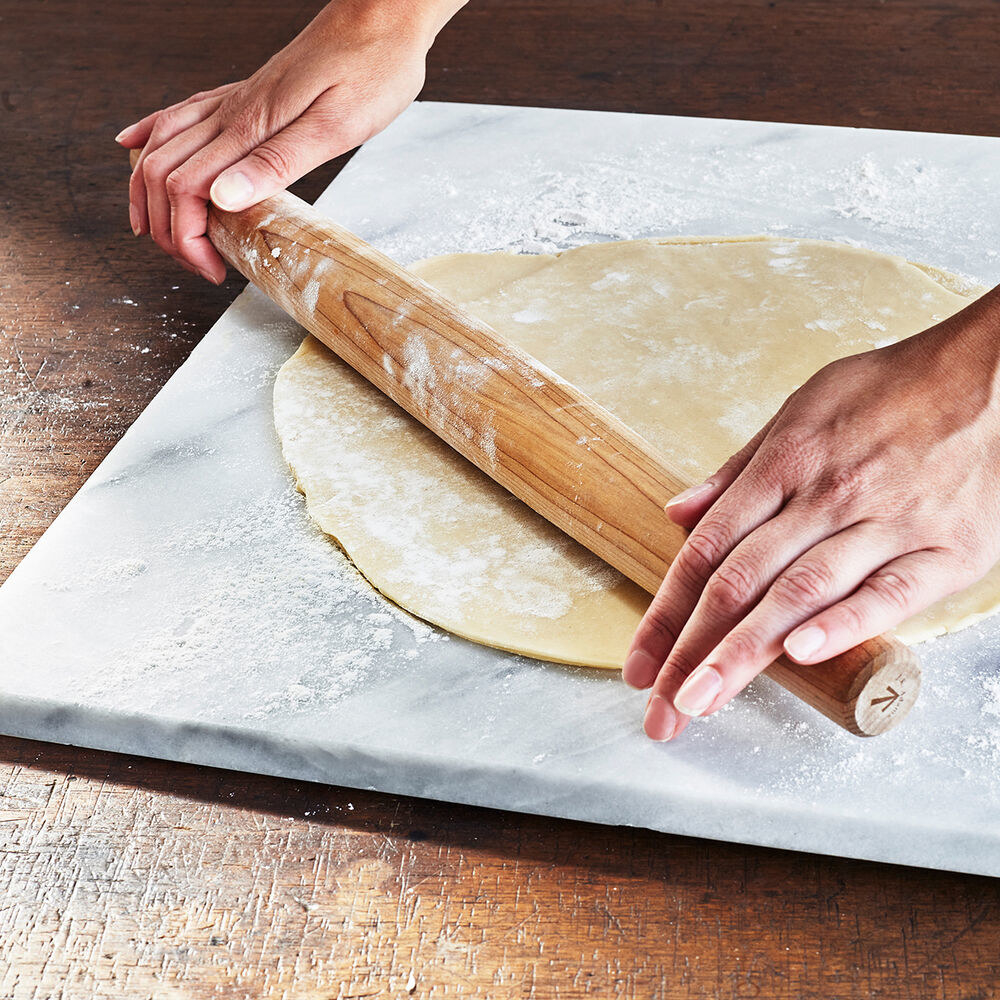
204 191 920 738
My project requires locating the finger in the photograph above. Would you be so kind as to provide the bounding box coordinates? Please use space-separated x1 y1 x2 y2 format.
164 109 340 279
117 109 168 149
623 470 785 690
646 501 849 703
168 202 227 284
115 82 240 147
147 94 226 153
135 116 222 258
137 94 224 154
658 523 903 727
127 98 225 236
207 104 352 212
665 416 777 531
783 549 962 664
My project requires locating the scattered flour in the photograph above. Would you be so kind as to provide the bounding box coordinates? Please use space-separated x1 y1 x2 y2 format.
369 140 992 302
63 487 447 724
981 675 1000 719
512 308 545 324
301 279 320 314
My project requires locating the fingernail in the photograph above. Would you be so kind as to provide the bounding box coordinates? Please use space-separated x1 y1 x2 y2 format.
129 204 139 236
665 481 714 509
784 625 826 661
643 694 678 741
196 267 219 284
674 664 723 717
623 649 660 688
115 125 133 143
210 171 254 211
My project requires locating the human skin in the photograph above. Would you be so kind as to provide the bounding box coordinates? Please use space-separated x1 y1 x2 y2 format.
117 1 1000 743
115 0 467 283
625 286 1000 740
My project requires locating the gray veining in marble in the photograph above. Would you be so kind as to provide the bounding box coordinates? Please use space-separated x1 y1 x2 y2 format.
3 102 1000 876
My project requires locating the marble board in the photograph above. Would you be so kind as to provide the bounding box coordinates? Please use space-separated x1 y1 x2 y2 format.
3 102 1000 877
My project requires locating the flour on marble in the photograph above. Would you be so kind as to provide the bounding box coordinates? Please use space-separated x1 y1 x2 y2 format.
370 142 993 295
723 621 1000 808
66 485 446 723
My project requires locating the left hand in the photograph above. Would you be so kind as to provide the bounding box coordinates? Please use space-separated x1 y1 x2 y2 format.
623 286 1000 741
115 0 461 283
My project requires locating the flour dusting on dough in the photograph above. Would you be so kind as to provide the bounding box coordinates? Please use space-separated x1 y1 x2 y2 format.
274 236 988 667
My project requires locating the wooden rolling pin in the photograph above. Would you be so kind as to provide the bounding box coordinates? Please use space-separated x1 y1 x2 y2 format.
130 154 919 736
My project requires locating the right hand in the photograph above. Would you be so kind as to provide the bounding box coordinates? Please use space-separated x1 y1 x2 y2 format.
116 0 462 283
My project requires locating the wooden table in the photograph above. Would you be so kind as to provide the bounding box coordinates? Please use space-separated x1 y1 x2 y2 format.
3 1 1000 995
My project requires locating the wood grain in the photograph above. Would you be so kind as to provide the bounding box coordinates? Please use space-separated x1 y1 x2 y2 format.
4 0 1000 996
3 735 1000 999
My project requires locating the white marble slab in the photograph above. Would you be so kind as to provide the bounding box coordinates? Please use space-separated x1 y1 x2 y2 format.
4 102 1000 876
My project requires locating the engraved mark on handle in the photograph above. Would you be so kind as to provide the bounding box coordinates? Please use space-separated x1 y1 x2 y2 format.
871 685 901 712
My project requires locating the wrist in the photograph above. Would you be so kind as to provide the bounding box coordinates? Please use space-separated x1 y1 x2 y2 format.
909 284 1000 411
319 0 465 50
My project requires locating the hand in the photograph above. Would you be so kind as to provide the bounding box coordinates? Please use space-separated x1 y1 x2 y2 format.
623 287 1000 740
116 0 464 283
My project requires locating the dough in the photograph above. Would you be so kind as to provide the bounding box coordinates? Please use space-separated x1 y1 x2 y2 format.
273 236 992 667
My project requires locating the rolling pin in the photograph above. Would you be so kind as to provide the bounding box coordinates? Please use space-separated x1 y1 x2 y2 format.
129 153 920 736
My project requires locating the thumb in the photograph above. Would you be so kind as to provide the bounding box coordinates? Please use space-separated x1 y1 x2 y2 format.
209 117 334 212
665 415 776 530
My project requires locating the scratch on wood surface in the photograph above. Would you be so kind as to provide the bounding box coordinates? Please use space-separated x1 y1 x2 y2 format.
6 742 993 1000
12 343 41 395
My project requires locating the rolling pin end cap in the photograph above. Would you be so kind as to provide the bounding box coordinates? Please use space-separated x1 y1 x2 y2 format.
851 653 922 737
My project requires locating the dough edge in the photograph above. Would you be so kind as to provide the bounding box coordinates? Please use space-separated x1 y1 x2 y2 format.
274 234 990 663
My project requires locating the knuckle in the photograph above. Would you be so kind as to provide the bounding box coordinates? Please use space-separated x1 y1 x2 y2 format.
248 141 294 181
818 464 870 511
150 110 178 138
641 600 679 648
678 521 732 581
824 598 868 638
705 559 759 617
146 121 167 146
721 625 765 666
771 561 835 609
862 568 917 613
662 644 701 682
164 168 190 199
142 150 169 183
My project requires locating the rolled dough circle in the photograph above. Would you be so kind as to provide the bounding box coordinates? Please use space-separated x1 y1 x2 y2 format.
273 236 991 667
